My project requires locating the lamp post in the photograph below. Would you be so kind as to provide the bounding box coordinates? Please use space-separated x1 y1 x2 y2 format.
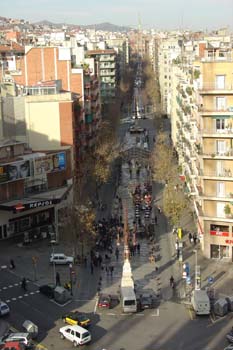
69 263 73 296
51 240 56 285
193 249 200 290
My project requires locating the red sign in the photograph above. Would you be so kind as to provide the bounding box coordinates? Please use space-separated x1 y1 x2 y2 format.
226 240 233 244
210 230 229 237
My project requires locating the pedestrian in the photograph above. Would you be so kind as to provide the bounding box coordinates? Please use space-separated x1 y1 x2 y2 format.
157 206 162 214
90 262 94 275
21 277 27 291
193 233 197 245
188 232 192 244
56 272 61 286
84 256 87 267
98 255 102 267
115 247 119 261
10 259 15 269
176 248 180 259
175 241 178 252
110 266 114 277
137 243 140 255
154 216 158 225
105 265 109 275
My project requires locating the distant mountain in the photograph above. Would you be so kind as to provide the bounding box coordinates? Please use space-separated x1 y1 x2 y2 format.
81 22 131 32
34 20 131 32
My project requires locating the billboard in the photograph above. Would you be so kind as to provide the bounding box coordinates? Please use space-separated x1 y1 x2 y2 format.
34 152 66 175
0 160 31 183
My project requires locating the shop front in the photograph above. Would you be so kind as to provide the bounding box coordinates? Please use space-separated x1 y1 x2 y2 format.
207 222 233 261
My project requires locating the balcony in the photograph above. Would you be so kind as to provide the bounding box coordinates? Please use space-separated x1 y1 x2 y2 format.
201 192 233 201
202 169 233 180
199 83 233 94
200 107 233 116
201 128 233 138
202 149 233 159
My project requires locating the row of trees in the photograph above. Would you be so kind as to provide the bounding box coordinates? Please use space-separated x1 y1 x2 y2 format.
150 131 190 227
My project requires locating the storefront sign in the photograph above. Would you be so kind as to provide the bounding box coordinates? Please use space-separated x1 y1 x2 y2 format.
225 240 233 244
28 200 53 209
34 152 66 175
210 230 229 237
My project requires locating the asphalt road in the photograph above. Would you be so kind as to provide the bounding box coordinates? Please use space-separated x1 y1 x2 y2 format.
0 115 233 350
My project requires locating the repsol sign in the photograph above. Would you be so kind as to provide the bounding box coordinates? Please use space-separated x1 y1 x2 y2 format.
29 200 53 209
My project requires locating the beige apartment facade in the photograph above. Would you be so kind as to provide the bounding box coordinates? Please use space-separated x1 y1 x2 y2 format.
198 53 233 260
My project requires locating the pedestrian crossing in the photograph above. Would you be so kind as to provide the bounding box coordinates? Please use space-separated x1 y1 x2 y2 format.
5 290 40 303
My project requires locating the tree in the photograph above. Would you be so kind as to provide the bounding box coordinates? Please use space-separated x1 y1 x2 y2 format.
163 183 189 226
150 132 177 184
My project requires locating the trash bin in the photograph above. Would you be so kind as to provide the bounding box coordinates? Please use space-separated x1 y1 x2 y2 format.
214 298 228 316
22 320 38 339
54 286 71 304
225 296 233 311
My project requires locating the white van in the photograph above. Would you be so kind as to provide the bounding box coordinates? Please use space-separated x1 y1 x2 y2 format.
191 290 210 315
49 253 74 265
59 325 91 347
121 286 137 313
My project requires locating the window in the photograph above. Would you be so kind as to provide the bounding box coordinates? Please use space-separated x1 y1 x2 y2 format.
216 119 226 132
216 96 226 110
124 300 136 306
216 75 225 89
216 140 226 155
211 245 229 258
217 182 225 197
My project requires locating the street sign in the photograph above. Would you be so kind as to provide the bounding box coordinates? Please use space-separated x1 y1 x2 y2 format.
208 276 214 284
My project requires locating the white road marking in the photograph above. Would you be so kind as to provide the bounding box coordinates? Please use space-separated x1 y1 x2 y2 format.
8 285 13 288
151 309 160 317
3 287 7 290
30 292 35 295
18 296 23 299
6 300 10 303
14 283 18 286
136 313 144 316
107 313 116 316
94 299 98 314
12 298 17 301
1 265 7 269
24 294 28 297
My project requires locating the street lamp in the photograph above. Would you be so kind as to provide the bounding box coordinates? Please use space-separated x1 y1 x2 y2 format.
51 240 56 285
69 263 73 296
193 249 201 290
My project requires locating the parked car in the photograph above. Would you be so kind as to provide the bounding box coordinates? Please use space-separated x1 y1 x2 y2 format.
59 325 91 347
0 341 26 350
0 301 10 316
224 345 233 350
98 294 111 309
62 311 91 328
39 284 55 298
226 330 233 343
49 253 74 265
4 333 32 348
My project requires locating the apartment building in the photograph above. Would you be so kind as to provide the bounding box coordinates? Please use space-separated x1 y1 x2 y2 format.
197 47 233 260
171 40 233 261
157 35 181 116
0 140 72 241
86 49 118 103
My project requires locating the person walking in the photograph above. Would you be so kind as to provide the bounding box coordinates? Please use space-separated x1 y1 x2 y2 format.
10 259 15 269
154 216 158 225
90 262 94 275
115 247 119 261
137 243 141 255
110 266 114 277
188 232 192 244
21 277 27 291
56 272 61 286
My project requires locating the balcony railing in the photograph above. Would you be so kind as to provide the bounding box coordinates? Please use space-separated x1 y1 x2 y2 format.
202 128 233 135
202 192 233 199
202 149 233 157
203 169 233 177
200 83 233 91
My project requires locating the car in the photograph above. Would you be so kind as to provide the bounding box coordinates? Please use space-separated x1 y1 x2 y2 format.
49 253 74 265
224 345 233 350
137 293 156 311
98 294 111 309
62 311 91 328
59 325 91 347
129 126 144 134
4 333 32 347
226 330 233 343
0 341 26 350
0 301 10 316
39 284 55 298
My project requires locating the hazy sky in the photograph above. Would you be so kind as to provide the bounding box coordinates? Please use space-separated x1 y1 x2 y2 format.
1 0 233 30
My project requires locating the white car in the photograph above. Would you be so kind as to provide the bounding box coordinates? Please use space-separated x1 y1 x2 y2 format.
49 253 74 265
59 325 91 347
0 301 10 316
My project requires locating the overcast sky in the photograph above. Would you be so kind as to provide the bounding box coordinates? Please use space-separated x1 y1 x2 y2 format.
1 0 233 30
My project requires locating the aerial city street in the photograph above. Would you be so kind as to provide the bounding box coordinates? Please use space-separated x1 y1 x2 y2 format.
1 2 233 350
